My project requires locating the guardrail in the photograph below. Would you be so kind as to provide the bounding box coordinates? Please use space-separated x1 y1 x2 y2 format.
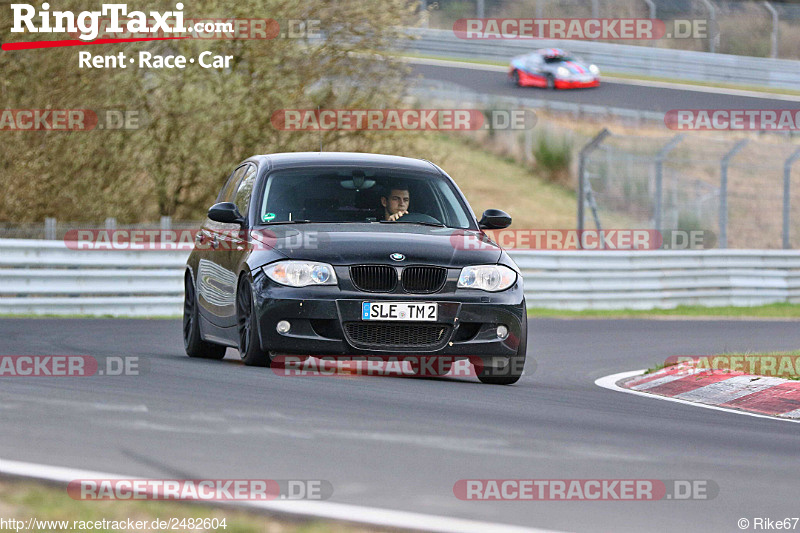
2 239 799 316
402 28 800 90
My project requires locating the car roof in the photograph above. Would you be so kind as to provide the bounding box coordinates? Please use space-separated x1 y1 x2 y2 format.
247 152 441 173
537 48 568 57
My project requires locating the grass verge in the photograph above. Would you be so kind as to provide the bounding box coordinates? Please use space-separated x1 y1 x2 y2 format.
528 303 800 319
0 477 377 533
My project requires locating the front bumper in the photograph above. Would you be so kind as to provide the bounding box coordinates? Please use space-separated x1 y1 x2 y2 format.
251 268 526 360
554 77 600 89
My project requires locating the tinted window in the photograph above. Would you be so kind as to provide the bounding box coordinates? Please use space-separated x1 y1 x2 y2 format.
234 165 257 218
258 167 474 229
217 165 247 203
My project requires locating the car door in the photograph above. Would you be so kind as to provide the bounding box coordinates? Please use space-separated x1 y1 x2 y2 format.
215 163 258 327
197 164 248 326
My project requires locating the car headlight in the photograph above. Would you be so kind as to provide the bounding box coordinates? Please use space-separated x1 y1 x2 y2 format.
589 64 600 75
556 66 570 78
457 265 517 292
263 261 337 287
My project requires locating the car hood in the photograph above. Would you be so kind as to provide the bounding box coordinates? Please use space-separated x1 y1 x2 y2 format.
249 223 502 268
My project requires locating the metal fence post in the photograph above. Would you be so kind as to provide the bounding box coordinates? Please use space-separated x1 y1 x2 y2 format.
476 0 485 18
105 217 117 230
578 128 611 236
653 134 685 233
719 139 748 248
698 0 717 53
44 217 56 241
643 0 656 45
419 0 429 28
783 148 800 249
536 0 544 18
160 216 172 231
763 1 778 58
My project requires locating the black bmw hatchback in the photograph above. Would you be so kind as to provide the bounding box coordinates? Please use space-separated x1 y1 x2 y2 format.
183 152 527 384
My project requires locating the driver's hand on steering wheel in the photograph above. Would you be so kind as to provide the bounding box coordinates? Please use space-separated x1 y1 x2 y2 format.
387 210 408 222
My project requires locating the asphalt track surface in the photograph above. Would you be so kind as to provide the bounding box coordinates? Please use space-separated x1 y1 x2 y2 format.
2 318 800 532
410 63 799 112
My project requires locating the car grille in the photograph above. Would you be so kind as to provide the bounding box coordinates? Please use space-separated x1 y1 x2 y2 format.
350 265 397 292
401 266 447 294
344 323 451 349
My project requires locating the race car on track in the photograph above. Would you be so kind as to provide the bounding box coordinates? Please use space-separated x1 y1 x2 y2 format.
183 152 527 384
509 48 600 89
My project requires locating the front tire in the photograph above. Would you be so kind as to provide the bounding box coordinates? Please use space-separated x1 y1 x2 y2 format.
236 275 274 367
183 273 226 360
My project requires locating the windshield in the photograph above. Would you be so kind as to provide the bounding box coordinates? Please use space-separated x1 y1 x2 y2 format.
257 167 474 229
543 55 575 64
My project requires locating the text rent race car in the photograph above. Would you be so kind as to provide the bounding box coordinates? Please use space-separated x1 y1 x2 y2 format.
509 48 600 89
183 152 527 385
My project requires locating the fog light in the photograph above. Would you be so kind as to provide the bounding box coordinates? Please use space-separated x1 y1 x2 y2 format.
276 320 291 334
496 324 509 339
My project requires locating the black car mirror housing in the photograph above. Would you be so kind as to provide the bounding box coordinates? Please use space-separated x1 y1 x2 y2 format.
479 209 512 230
208 202 245 225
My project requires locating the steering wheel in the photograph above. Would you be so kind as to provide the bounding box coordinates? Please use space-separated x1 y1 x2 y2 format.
395 212 442 224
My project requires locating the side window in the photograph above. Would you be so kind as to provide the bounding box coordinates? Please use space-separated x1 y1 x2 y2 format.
217 165 247 203
234 165 257 219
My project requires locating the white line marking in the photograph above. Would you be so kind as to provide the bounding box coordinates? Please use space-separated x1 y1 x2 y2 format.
403 56 800 101
595 370 800 424
0 458 564 533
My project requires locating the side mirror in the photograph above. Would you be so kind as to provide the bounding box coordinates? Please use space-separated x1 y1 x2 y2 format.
479 209 512 230
208 202 245 225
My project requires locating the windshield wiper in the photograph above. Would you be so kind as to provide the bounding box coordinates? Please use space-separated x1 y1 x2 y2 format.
378 220 447 228
261 220 314 225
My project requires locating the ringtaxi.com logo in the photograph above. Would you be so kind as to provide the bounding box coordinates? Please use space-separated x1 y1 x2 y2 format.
270 109 536 131
454 479 718 500
68 479 333 500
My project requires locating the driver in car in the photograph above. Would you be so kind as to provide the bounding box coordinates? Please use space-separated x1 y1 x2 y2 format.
381 183 410 221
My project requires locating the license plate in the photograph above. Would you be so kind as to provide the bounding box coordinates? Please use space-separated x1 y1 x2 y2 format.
362 302 437 321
